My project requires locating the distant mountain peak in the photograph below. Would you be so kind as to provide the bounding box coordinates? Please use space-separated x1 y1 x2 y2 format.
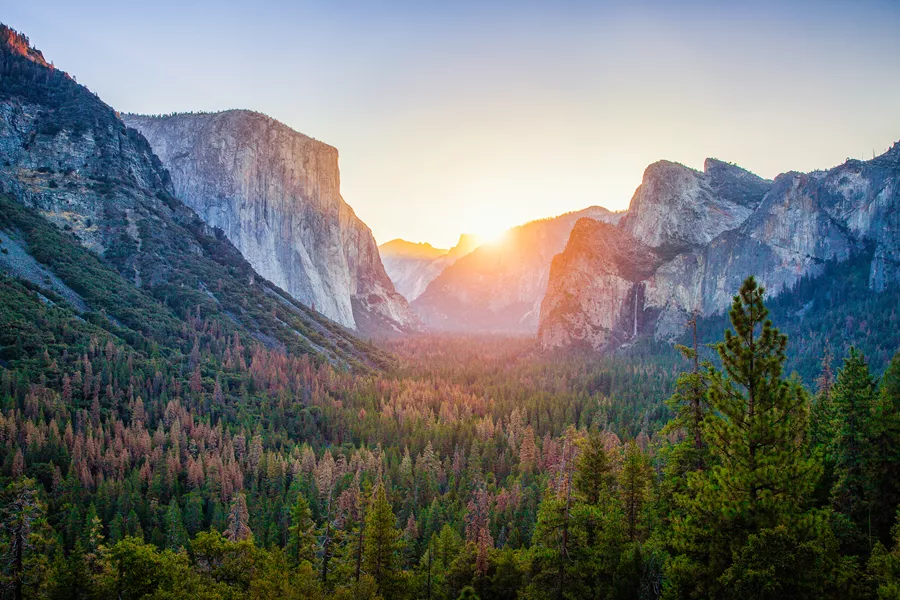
447 233 483 259
379 239 448 261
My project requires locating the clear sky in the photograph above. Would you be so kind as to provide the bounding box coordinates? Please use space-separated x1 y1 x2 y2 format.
5 1 900 248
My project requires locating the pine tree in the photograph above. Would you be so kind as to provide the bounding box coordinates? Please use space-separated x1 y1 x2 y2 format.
163 501 188 551
702 276 817 529
810 345 838 504
665 313 709 456
618 441 651 543
225 493 252 542
519 426 538 475
363 483 403 598
1 478 49 600
287 492 316 566
669 277 821 597
830 347 878 541
574 431 613 506
873 351 900 544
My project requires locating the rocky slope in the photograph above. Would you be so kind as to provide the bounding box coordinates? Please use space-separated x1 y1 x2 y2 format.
123 111 418 335
0 24 386 368
539 148 900 351
379 234 481 301
413 207 622 333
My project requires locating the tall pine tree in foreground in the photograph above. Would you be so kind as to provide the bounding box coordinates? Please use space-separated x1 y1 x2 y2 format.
667 276 842 599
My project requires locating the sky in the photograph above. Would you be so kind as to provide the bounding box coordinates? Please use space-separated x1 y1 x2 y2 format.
5 0 900 248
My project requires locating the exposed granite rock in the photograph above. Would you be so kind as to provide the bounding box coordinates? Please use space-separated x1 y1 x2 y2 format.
620 159 769 252
539 145 900 352
413 207 623 333
0 24 384 368
380 234 480 301
538 219 662 350
123 111 419 335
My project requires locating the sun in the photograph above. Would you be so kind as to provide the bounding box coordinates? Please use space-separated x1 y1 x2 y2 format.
468 218 511 247
477 227 507 245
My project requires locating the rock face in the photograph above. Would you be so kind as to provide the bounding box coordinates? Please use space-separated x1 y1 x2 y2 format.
413 207 622 333
123 111 419 335
539 219 662 350
379 234 481 301
539 147 900 351
620 159 769 252
0 24 383 368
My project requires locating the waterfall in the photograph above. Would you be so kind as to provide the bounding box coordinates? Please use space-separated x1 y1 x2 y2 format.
632 284 639 338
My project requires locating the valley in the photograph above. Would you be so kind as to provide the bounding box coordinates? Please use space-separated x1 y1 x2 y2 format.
1 14 900 600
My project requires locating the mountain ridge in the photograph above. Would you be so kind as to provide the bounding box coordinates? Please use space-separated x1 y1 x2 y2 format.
539 143 900 352
0 23 386 369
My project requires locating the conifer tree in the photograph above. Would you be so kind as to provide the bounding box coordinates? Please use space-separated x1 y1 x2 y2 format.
810 345 838 504
163 502 189 551
830 347 878 540
618 441 651 543
574 431 613 507
702 276 817 529
875 352 900 543
669 276 820 597
665 313 709 457
288 492 316 566
1 478 49 600
363 483 403 598
225 493 252 542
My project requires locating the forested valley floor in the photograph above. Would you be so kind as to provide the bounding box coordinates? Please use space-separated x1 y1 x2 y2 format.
2 276 900 600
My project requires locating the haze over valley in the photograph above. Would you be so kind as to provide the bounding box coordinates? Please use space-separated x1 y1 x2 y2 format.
2 3 900 599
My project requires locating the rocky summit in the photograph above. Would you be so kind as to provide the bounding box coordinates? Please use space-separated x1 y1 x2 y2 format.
123 111 419 335
379 233 481 301
539 147 900 351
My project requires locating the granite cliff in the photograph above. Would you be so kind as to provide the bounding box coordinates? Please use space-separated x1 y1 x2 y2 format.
123 111 419 335
0 24 385 368
539 148 900 351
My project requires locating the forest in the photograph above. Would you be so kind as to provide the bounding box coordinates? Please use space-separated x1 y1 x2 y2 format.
2 270 900 600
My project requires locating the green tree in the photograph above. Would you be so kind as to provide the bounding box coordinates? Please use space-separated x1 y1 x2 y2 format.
869 510 900 600
287 493 316 566
668 276 821 597
619 441 651 543
164 501 189 551
702 276 818 528
574 431 614 507
363 483 404 598
874 352 900 545
665 315 710 458
1 478 51 600
830 347 878 545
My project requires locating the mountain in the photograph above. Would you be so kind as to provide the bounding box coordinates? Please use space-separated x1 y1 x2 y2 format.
539 148 900 352
122 110 419 336
379 233 481 301
412 207 622 333
0 24 385 369
619 158 770 252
